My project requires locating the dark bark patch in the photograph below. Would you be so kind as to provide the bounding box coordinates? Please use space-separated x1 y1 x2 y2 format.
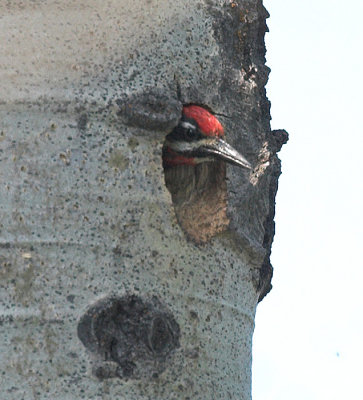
77 294 180 380
77 113 89 131
115 90 182 133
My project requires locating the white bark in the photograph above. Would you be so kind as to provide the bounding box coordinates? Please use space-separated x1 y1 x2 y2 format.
0 1 282 399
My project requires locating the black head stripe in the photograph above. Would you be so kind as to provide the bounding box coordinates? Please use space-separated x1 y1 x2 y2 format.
167 116 205 142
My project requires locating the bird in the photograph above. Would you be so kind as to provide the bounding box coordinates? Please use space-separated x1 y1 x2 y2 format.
162 105 251 170
162 105 251 244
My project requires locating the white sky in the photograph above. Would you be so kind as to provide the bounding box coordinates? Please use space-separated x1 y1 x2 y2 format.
252 0 363 399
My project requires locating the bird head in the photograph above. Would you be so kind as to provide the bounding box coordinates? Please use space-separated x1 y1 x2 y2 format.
163 105 251 169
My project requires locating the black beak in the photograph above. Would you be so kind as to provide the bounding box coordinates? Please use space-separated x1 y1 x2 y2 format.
195 138 251 169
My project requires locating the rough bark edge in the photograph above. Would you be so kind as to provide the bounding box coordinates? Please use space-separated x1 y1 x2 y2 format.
258 129 288 301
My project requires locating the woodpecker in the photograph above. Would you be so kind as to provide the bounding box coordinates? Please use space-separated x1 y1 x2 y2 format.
162 105 251 170
162 105 250 244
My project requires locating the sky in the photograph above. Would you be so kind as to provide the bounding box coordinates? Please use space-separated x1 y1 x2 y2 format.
252 0 363 399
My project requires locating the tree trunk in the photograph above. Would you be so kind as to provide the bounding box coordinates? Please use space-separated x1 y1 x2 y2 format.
0 1 286 399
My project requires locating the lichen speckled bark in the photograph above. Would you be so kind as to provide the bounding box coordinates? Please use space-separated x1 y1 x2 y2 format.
0 1 285 399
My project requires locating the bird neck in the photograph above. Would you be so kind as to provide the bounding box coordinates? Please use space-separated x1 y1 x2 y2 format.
162 147 197 167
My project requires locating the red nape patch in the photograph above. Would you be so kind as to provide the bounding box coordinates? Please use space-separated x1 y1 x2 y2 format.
163 148 196 167
183 105 224 137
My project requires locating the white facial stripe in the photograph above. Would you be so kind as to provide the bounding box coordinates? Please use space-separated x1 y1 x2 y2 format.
194 156 214 164
180 121 197 131
166 138 214 152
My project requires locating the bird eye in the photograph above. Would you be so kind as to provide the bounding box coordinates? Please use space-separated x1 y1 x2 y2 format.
187 129 195 137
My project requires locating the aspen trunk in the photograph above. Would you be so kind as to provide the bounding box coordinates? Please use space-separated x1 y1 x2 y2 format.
0 1 286 399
